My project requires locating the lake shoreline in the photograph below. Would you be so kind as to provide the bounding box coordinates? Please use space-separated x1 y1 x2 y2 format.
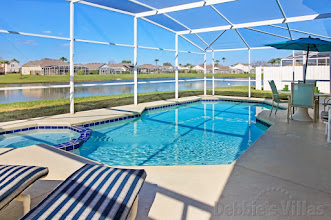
0 73 255 85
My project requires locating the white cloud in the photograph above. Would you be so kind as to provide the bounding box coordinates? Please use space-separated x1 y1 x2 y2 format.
61 43 70 47
43 30 52 34
15 40 38 46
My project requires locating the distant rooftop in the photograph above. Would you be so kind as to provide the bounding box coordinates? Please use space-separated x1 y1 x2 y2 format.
22 59 67 68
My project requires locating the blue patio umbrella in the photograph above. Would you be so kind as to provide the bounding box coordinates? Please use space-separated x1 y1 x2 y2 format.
266 36 331 83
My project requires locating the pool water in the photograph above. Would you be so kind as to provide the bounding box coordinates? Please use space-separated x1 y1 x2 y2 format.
72 101 270 166
0 129 80 148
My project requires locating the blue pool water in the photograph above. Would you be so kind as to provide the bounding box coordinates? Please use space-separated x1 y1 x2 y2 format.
0 129 80 148
72 101 270 166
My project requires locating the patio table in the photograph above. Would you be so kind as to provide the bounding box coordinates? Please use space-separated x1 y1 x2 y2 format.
279 90 331 122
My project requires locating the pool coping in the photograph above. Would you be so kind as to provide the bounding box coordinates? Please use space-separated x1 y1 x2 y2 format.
0 95 283 152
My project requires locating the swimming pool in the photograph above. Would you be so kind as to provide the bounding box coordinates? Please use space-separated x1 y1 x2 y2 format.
0 129 80 148
72 101 270 166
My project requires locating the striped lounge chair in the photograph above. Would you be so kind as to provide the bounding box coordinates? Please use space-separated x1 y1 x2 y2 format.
0 165 49 214
21 164 147 220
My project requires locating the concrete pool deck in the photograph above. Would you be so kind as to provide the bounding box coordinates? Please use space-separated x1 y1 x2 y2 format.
0 95 330 219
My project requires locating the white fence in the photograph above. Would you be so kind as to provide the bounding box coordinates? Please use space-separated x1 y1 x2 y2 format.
256 66 331 93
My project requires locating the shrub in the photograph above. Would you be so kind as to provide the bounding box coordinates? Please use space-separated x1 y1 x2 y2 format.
283 85 289 91
89 70 99 75
77 70 85 75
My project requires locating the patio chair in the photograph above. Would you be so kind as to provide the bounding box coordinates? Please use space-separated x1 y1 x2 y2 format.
323 97 331 111
21 164 146 220
0 165 49 215
321 107 331 143
268 80 287 116
287 83 318 123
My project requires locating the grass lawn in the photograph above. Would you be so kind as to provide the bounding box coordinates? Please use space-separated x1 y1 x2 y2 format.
0 73 255 84
0 86 285 122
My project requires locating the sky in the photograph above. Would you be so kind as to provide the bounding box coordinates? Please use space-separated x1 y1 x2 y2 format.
0 0 330 66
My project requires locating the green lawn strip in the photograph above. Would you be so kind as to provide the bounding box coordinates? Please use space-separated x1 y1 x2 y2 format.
0 86 282 122
0 73 255 84
212 86 288 99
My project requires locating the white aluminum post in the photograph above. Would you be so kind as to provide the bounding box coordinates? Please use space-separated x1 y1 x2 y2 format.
292 50 295 82
204 52 207 95
175 34 179 99
212 51 215 95
134 17 138 105
70 0 75 114
248 49 251 98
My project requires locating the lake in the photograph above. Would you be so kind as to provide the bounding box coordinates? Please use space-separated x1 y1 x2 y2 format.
0 78 254 104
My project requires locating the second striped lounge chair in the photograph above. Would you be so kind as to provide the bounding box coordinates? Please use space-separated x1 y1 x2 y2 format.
21 164 147 220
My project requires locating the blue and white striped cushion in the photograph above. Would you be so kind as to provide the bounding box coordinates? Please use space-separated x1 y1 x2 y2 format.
21 164 146 220
0 165 49 210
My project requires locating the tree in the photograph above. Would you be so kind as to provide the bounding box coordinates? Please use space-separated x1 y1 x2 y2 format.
59 57 68 62
268 58 282 66
0 60 9 65
11 58 19 63
222 57 226 65
275 58 281 66
215 60 220 66
122 60 131 63
154 59 159 66
163 62 172 66
268 58 276 66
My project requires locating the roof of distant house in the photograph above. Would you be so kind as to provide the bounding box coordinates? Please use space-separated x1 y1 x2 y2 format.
22 59 68 68
83 63 106 70
217 66 230 70
231 63 250 66
138 64 161 68
108 63 133 68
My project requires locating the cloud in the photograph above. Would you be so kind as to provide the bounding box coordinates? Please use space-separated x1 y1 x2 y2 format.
43 30 52 34
15 40 38 46
61 43 70 47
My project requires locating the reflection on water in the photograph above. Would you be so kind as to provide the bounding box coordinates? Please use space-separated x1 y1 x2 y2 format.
0 78 254 104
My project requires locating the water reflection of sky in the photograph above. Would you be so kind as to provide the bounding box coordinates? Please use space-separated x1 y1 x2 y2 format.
0 78 255 104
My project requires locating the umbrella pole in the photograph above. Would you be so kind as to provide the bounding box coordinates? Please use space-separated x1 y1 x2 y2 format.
304 45 310 84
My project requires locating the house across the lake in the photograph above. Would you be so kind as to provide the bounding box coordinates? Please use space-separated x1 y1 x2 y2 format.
0 60 20 74
0 60 20 73
21 59 88 75
229 63 250 73
84 63 111 75
108 63 133 74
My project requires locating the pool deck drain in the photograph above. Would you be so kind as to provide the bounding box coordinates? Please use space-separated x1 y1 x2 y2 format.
0 95 331 219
